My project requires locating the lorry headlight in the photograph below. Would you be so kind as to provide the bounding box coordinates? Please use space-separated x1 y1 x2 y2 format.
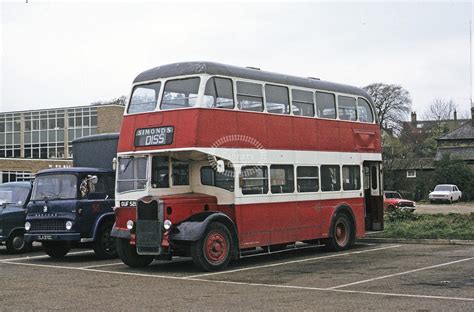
163 219 172 230
65 221 73 230
126 220 134 230
24 222 31 231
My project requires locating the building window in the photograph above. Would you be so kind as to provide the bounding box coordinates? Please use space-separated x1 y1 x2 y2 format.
237 81 264 112
270 165 294 193
297 166 319 192
0 171 33 183
265 85 290 114
406 170 416 178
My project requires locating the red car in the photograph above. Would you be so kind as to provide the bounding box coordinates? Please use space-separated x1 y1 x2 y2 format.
383 191 416 212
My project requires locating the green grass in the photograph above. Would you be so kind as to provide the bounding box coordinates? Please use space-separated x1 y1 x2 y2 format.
374 212 474 240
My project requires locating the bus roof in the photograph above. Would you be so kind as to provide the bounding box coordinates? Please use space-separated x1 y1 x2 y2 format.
133 61 371 98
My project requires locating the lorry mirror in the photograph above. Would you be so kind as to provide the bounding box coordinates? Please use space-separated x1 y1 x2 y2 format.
0 200 6 208
216 160 225 173
112 157 117 171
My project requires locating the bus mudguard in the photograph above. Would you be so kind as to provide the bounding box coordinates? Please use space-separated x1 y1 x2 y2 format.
329 204 357 237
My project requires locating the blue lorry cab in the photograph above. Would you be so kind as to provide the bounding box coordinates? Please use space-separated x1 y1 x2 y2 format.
25 167 116 259
0 182 32 254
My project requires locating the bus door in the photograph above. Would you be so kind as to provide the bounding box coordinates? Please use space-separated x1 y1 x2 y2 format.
363 162 383 231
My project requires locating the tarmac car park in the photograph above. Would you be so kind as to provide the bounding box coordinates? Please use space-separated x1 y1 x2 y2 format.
0 241 473 310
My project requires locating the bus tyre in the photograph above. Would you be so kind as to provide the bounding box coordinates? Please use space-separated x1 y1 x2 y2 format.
116 238 153 268
93 221 117 259
6 231 28 254
42 241 71 258
324 213 354 252
191 222 232 272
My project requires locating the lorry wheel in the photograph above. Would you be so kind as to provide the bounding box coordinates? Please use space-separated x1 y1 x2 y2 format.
42 241 71 258
93 221 117 259
324 212 354 252
190 222 232 272
116 238 153 268
6 231 28 254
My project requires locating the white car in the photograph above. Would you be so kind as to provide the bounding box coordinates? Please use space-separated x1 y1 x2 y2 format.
429 184 462 204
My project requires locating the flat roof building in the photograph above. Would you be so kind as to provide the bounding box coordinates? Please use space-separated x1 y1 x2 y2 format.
0 103 124 183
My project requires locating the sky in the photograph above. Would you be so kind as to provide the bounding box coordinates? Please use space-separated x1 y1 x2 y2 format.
1 0 473 120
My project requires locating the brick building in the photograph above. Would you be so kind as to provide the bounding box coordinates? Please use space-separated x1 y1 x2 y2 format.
0 103 124 183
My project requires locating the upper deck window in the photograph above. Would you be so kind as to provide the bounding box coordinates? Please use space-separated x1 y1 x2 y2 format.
291 89 315 117
265 85 290 114
338 96 357 121
128 82 161 114
357 98 374 123
237 81 264 112
161 77 200 110
203 77 234 109
316 92 336 119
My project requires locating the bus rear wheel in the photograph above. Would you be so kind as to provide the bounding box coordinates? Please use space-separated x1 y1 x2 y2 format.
191 222 232 272
324 212 354 252
116 238 153 268
42 241 71 258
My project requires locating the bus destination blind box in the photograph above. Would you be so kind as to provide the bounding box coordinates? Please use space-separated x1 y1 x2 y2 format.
134 126 174 147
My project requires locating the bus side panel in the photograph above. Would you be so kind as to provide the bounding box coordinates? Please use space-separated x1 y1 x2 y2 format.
235 202 272 248
292 117 318 151
268 201 299 244
197 110 238 147
266 115 292 150
316 120 340 151
236 112 268 148
319 198 365 239
339 122 355 153
296 199 322 241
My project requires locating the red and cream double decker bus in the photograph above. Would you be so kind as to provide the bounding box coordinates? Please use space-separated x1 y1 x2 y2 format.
111 62 383 271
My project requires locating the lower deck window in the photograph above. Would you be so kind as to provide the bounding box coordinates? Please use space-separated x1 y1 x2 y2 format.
297 166 319 192
152 156 169 188
270 165 294 193
241 166 268 195
321 165 341 191
201 166 234 191
173 163 189 185
342 165 361 190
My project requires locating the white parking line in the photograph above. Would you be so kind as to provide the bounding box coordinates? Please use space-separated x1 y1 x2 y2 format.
80 262 125 269
327 257 474 289
0 250 93 262
186 277 474 302
185 244 401 279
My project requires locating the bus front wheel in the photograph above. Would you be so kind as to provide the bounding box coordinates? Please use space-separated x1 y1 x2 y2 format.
191 222 232 272
116 238 153 268
324 212 354 252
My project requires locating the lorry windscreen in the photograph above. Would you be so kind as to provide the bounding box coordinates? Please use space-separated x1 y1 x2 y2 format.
0 185 30 205
32 174 77 200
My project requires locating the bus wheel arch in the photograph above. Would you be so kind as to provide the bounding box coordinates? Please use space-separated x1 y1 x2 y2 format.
324 205 356 251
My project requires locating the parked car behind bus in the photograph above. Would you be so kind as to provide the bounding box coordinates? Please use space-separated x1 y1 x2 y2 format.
383 191 416 212
429 184 462 204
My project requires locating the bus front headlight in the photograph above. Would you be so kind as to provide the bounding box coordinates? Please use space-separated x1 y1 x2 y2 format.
126 220 134 230
163 219 172 230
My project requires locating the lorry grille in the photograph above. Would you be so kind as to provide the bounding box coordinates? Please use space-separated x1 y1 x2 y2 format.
30 220 65 232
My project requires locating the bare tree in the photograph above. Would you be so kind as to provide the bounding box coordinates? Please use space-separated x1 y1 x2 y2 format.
422 98 457 123
363 83 412 134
